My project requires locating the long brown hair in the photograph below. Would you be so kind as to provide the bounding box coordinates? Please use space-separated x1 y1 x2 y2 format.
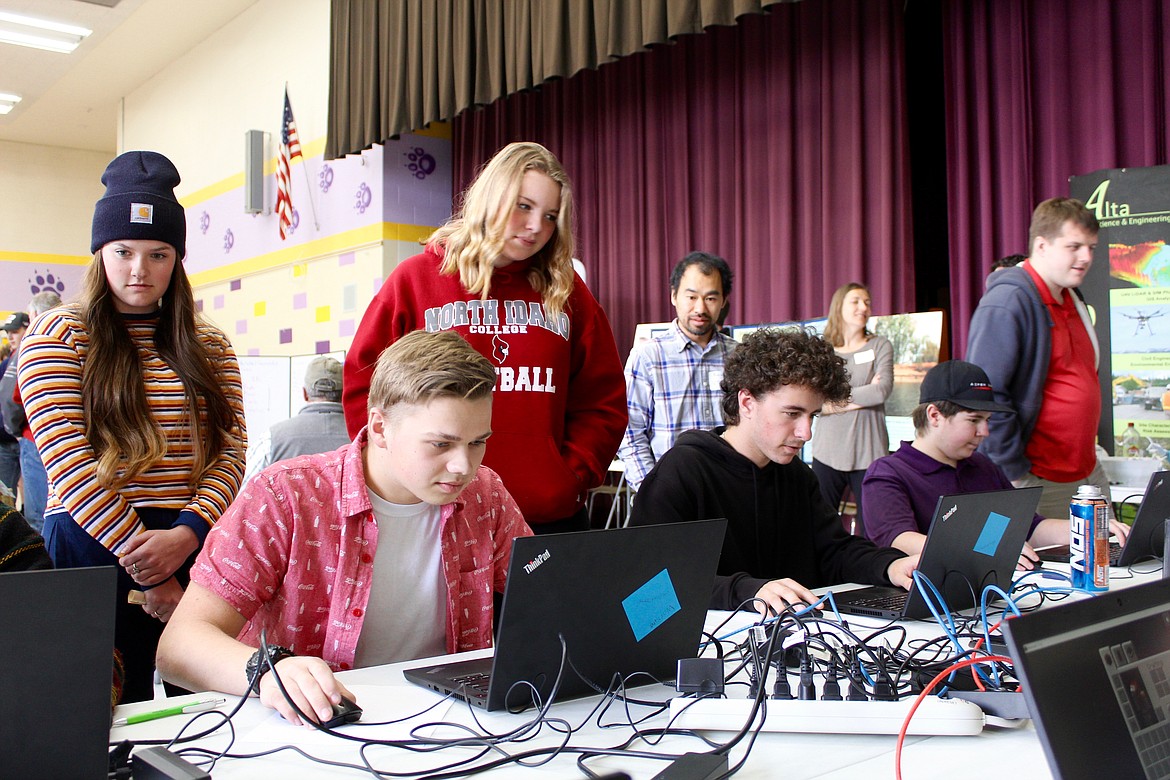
75 252 241 489
822 282 871 349
427 142 576 319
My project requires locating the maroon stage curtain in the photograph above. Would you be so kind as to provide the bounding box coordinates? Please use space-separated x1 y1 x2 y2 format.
943 0 1170 356
452 0 914 360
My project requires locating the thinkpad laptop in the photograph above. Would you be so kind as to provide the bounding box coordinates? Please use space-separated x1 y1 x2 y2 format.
1004 576 1170 779
404 519 726 711
0 566 117 780
1038 470 1170 567
831 487 1041 620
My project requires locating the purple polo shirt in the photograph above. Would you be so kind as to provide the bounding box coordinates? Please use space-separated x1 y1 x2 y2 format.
862 441 1042 548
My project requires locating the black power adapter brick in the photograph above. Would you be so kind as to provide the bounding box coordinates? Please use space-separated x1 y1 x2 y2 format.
132 747 210 780
676 658 725 695
650 752 729 780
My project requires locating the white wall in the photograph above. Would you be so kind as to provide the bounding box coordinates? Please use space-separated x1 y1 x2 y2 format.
0 140 107 257
121 0 330 196
0 140 107 314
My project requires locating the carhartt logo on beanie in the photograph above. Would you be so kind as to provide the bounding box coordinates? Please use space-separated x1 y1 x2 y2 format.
91 151 186 259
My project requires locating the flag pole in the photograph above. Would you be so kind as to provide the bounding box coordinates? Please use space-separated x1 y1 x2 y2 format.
298 159 320 232
288 84 320 232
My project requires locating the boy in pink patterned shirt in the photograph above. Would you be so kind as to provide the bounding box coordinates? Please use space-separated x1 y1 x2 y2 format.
157 331 531 726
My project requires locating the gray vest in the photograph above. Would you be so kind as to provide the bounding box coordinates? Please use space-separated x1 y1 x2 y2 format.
269 402 350 463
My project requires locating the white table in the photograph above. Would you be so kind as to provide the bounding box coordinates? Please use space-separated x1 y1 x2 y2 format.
112 567 1164 778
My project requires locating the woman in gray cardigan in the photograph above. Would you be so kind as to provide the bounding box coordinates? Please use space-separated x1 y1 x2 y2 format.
810 283 894 536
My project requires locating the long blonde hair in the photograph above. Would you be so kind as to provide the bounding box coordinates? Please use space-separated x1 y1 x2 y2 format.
428 142 576 318
74 252 241 489
822 282 871 348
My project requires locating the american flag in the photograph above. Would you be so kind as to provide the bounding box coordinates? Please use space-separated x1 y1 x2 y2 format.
275 89 302 240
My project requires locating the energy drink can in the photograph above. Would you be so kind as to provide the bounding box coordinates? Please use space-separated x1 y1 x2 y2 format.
1070 485 1109 592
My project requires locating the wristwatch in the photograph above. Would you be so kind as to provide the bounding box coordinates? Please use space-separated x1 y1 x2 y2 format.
245 644 295 690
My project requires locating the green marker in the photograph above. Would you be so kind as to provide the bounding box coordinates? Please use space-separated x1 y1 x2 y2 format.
112 697 227 727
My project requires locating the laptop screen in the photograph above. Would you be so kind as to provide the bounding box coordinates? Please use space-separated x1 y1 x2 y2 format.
404 519 727 711
0 566 117 780
1004 577 1170 780
1118 470 1170 567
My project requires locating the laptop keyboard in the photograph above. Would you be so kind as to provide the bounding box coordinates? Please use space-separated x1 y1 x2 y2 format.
1038 541 1123 565
1108 541 1123 566
848 593 908 611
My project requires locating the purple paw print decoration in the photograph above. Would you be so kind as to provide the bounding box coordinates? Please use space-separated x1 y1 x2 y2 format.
355 183 372 214
29 270 67 297
404 147 436 180
319 164 334 194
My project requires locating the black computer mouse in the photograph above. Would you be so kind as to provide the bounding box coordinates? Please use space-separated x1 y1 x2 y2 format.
321 695 363 728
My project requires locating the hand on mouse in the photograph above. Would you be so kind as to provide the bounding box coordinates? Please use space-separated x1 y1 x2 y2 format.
322 695 363 729
256 656 357 727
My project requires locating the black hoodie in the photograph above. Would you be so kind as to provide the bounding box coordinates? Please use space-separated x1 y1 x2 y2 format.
629 428 905 611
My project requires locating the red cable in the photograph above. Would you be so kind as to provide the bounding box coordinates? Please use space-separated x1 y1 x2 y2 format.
894 654 1012 780
966 619 1005 691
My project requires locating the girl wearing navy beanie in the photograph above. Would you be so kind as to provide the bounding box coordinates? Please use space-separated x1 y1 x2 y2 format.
17 151 246 702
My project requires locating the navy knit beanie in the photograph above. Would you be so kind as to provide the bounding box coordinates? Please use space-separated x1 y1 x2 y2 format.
91 151 186 259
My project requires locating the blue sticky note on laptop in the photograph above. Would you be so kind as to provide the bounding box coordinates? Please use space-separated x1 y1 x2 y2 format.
973 511 1011 557
623 568 681 642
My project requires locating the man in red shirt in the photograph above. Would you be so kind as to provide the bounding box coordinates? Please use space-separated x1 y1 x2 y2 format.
966 198 1112 519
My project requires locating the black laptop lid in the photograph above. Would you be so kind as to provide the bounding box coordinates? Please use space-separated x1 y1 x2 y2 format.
1004 577 1170 780
485 519 726 711
904 486 1041 618
1118 471 1170 567
0 566 116 780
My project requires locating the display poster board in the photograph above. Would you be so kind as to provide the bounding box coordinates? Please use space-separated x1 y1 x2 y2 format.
628 322 673 360
1071 166 1170 461
727 311 945 455
237 356 290 445
237 351 346 444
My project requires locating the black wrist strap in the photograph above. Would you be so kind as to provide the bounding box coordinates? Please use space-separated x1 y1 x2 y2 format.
247 645 295 692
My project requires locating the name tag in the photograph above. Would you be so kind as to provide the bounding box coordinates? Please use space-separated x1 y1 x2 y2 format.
708 369 723 391
854 349 875 365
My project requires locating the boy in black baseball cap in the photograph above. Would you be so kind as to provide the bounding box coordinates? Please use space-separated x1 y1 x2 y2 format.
1 312 30 335
861 360 1128 569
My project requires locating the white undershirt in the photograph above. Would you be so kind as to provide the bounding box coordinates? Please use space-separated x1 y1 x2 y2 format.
352 491 447 668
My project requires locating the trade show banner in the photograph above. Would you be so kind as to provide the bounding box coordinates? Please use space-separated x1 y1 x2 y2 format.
1071 166 1170 461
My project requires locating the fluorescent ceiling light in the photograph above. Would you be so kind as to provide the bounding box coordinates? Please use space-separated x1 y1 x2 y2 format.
0 11 92 54
0 92 21 115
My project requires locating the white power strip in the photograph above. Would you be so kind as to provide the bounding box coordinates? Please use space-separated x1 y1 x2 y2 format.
668 695 985 736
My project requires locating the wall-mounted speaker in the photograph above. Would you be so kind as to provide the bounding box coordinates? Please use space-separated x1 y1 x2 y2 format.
244 130 264 214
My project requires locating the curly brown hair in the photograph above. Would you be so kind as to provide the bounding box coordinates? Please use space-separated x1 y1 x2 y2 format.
720 328 851 425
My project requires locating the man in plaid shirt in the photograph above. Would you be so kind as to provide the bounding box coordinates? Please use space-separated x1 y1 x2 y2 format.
618 252 737 491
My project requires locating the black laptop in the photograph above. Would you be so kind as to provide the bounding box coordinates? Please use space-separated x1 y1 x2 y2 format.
830 487 1041 620
404 520 726 711
1037 470 1170 567
1004 576 1170 779
0 566 117 780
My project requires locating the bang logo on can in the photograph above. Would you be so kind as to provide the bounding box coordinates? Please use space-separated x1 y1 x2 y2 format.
1070 485 1109 592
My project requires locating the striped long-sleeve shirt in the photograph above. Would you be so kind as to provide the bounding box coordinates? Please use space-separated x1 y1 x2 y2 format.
16 309 246 556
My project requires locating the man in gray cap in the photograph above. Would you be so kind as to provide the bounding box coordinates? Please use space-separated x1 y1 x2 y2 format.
242 356 350 484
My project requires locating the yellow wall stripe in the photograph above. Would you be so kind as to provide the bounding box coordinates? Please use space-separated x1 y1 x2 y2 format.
187 222 432 287
0 251 91 265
